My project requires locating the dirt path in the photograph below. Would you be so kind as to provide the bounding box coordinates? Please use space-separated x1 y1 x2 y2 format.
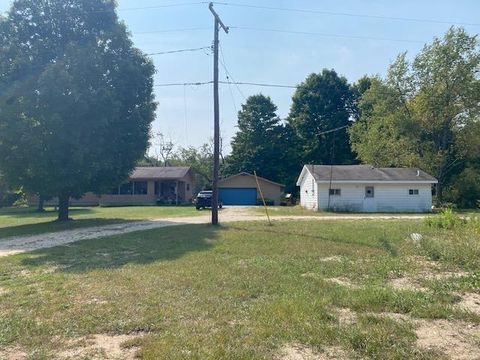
0 208 427 257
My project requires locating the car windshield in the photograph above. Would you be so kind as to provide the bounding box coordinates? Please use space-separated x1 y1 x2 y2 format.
197 191 212 198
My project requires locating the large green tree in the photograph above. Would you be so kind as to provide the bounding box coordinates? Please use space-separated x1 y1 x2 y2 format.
350 27 480 202
225 94 295 187
0 0 156 220
288 69 356 165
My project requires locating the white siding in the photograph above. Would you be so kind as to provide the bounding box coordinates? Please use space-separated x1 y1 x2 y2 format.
298 171 318 210
317 183 433 213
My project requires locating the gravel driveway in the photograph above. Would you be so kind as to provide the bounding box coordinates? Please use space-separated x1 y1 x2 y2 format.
0 208 427 257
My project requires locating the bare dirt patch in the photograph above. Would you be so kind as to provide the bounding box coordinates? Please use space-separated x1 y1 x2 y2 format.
370 312 412 322
278 344 349 360
334 307 357 326
416 320 480 360
325 277 360 289
457 292 480 316
319 256 342 263
58 333 145 360
0 346 28 360
0 286 9 296
389 277 428 292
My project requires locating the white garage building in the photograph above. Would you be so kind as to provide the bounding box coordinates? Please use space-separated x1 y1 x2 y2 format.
297 165 437 213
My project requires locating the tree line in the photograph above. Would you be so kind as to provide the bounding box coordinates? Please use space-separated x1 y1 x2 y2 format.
219 27 480 207
148 27 479 207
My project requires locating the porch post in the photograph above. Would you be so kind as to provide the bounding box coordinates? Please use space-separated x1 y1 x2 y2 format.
175 181 179 205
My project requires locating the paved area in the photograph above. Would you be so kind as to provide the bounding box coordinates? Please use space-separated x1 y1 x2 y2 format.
0 208 427 257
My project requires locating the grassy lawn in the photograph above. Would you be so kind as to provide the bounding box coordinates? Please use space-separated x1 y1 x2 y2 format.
257 206 479 217
0 206 201 239
0 219 479 359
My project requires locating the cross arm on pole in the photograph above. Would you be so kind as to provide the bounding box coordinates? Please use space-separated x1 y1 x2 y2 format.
209 2 229 33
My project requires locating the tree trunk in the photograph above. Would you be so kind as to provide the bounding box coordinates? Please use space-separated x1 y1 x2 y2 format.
57 193 70 222
436 182 443 206
37 195 45 212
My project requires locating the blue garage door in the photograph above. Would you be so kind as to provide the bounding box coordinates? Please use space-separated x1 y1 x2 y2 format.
219 188 257 205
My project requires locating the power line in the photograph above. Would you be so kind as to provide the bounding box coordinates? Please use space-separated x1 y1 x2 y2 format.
317 125 349 136
147 46 211 56
118 2 209 12
230 26 424 44
219 45 246 100
154 81 213 87
212 2 480 27
153 80 298 88
219 81 298 89
134 27 211 35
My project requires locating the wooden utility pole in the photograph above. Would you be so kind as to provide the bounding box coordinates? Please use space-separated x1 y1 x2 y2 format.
209 2 228 225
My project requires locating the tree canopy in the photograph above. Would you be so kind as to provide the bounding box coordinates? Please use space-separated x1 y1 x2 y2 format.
0 0 156 220
349 27 480 202
225 94 293 184
288 69 356 166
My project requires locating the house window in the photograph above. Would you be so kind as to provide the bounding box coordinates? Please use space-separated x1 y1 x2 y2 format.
119 182 133 195
133 181 148 195
186 183 190 191
409 189 419 195
311 179 315 194
365 186 374 198
329 189 341 196
108 186 119 195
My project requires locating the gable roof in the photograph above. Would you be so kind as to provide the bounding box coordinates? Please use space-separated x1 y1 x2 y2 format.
298 165 437 184
130 167 191 180
219 172 285 187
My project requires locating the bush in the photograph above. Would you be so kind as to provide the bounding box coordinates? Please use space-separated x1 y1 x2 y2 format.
425 208 465 229
445 167 480 208
0 190 23 207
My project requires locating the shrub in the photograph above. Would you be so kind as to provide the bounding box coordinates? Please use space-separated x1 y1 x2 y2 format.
424 208 465 229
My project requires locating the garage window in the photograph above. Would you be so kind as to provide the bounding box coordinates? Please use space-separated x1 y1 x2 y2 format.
365 186 374 198
409 189 419 195
329 188 341 196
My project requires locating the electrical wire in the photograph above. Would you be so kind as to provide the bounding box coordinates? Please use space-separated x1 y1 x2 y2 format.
147 46 211 56
212 2 480 27
317 125 350 136
154 81 213 87
219 46 246 100
230 26 424 44
219 81 298 89
153 80 298 88
117 2 209 12
134 27 211 35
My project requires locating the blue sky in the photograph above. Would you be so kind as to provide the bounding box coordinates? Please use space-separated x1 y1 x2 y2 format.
1 0 479 153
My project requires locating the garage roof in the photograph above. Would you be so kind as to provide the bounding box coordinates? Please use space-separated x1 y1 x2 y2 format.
304 165 437 183
219 172 285 187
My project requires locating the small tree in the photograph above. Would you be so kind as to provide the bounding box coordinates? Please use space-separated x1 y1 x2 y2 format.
0 0 156 221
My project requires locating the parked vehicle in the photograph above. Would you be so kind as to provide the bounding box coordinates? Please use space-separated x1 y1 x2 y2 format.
194 190 223 210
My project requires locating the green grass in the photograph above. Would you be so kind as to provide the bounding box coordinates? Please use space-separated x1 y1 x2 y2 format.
0 219 478 359
255 206 434 217
0 206 201 239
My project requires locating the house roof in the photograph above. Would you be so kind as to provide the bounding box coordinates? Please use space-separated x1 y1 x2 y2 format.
130 167 191 180
219 172 285 187
301 165 437 183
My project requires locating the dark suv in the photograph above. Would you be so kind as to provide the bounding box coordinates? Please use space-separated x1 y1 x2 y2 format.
194 191 223 210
